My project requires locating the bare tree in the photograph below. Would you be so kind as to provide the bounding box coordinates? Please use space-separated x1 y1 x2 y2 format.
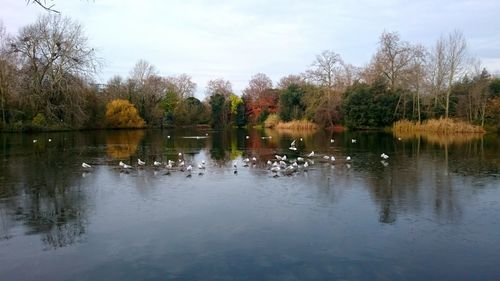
27 0 60 13
130 59 157 85
306 50 343 89
206 78 233 98
165 73 197 99
0 21 17 126
242 73 272 97
306 50 344 128
443 30 468 118
128 60 166 125
373 31 415 91
277 74 305 89
427 36 449 114
11 14 99 125
407 45 427 121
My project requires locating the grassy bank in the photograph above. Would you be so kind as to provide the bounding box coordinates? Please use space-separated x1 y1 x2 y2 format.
275 120 319 130
393 118 485 134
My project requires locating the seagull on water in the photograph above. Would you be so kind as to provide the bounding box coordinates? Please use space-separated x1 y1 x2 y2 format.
307 151 315 157
138 159 146 166
82 163 91 168
351 139 357 144
153 161 162 167
381 153 389 159
346 156 351 161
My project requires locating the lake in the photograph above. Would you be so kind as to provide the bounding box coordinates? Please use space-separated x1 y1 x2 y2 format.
0 129 499 281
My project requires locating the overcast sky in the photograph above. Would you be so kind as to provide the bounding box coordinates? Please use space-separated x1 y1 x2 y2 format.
2 0 499 97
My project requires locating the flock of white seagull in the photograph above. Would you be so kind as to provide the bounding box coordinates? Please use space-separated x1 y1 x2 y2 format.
80 136 391 177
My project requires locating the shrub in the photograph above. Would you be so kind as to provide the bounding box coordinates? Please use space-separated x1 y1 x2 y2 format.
32 113 47 127
264 114 280 128
105 99 145 128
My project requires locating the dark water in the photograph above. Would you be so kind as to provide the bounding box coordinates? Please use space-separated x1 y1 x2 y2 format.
0 129 499 281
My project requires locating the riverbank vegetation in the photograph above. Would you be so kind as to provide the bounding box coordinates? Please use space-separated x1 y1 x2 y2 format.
393 118 485 134
0 14 499 133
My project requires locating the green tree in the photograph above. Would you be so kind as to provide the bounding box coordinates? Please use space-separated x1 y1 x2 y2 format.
279 84 306 122
209 94 227 129
160 91 178 125
342 81 399 129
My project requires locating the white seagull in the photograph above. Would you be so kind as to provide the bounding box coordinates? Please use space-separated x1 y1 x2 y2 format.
138 159 146 166
82 163 91 168
307 151 315 157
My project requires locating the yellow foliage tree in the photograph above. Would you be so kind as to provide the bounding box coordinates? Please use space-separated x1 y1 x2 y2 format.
105 99 145 128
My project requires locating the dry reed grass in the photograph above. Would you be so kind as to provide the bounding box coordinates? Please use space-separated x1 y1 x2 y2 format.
393 118 485 134
275 120 319 131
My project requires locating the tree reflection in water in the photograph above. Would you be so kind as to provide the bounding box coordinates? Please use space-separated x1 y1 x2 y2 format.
0 133 90 249
0 128 498 252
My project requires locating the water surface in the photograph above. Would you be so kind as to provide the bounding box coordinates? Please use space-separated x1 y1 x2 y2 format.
0 129 499 280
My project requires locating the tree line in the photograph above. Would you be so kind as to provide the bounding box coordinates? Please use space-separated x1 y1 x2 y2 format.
0 14 499 132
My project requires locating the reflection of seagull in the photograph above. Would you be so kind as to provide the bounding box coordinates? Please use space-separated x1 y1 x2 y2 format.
82 163 91 168
289 146 297 151
138 159 145 166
